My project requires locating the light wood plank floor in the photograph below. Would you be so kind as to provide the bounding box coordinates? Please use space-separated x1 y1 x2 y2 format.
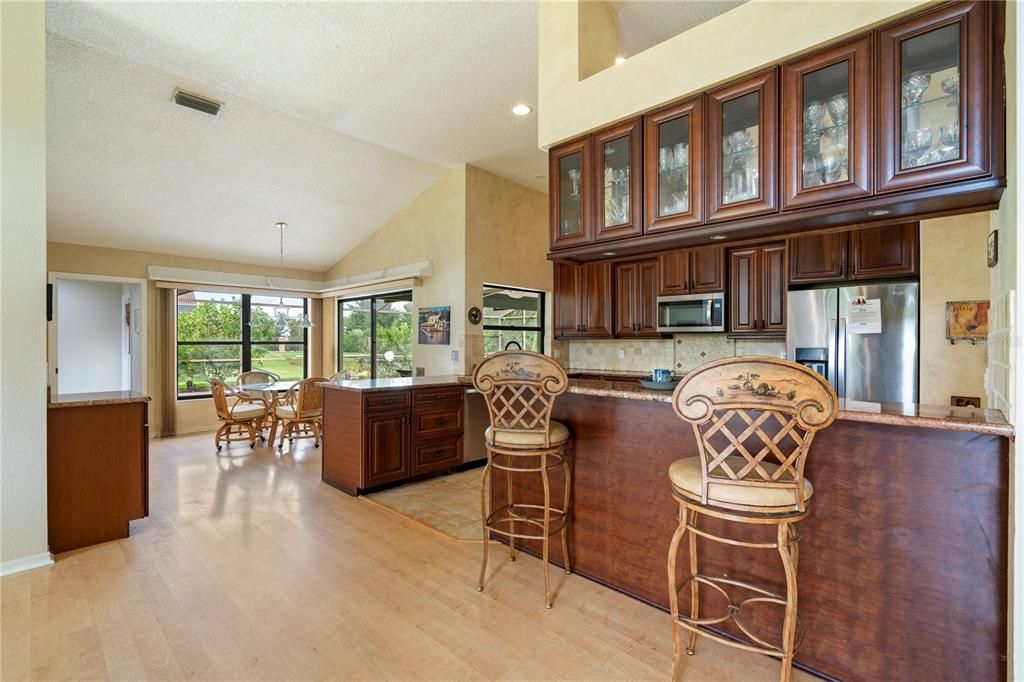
1 432 811 681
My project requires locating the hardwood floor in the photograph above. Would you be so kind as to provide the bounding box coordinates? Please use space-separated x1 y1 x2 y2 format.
1 432 810 680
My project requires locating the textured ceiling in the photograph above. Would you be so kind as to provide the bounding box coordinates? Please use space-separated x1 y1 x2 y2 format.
613 0 748 60
45 1 545 271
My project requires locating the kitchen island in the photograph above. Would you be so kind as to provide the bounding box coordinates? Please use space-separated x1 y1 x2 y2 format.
492 379 1012 681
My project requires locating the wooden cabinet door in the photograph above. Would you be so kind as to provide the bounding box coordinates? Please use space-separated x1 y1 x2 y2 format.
644 96 705 233
657 249 690 296
553 262 581 338
411 437 462 477
728 247 760 334
690 245 725 293
614 262 638 336
363 411 410 488
849 223 919 280
550 138 593 249
594 118 643 242
708 69 779 222
636 260 661 336
782 35 873 209
761 244 788 334
580 261 613 337
877 2 991 193
788 232 849 284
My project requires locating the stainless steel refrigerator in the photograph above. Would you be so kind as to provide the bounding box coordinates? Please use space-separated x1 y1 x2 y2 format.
786 283 918 404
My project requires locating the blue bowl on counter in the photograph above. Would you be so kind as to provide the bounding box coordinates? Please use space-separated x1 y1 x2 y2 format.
640 378 680 391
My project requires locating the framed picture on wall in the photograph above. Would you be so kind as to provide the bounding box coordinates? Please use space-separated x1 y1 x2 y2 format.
946 300 990 342
418 306 451 345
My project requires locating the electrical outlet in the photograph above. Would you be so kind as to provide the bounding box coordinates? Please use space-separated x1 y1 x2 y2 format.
415 367 425 377
451 350 459 361
618 349 625 359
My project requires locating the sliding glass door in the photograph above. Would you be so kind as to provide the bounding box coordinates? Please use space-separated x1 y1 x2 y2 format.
339 291 412 379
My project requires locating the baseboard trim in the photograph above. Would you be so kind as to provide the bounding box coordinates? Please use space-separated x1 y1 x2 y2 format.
1 551 54 577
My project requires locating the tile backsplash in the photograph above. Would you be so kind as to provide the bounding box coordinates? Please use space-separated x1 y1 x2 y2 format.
566 334 786 373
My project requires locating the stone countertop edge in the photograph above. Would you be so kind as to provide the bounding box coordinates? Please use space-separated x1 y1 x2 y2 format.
48 390 152 409
563 384 1014 438
318 375 471 392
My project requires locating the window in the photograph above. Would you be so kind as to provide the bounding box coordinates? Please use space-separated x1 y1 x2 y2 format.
176 290 308 398
339 291 413 379
482 285 545 355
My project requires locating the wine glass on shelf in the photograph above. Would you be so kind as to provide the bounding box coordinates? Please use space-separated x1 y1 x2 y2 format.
902 70 931 108
567 168 581 198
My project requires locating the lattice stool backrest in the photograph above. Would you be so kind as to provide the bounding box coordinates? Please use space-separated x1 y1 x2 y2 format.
473 351 568 449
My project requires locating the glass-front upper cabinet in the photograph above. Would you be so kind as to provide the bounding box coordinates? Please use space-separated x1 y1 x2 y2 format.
877 1 991 193
782 36 872 209
708 69 778 222
549 137 592 249
593 118 643 242
643 96 704 233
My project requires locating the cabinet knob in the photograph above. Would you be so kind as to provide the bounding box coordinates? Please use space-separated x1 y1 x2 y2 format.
384 399 394 405
434 417 447 425
433 450 446 459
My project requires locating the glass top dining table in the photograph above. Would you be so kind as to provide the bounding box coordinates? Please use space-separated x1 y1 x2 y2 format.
233 380 298 395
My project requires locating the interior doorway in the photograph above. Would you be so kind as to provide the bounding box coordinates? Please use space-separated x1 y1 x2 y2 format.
49 273 146 395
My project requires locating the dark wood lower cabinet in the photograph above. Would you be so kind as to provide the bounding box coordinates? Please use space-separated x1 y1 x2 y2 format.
323 385 465 495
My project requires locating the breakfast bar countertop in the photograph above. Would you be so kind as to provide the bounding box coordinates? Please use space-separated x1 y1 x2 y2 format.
48 390 152 409
319 375 471 392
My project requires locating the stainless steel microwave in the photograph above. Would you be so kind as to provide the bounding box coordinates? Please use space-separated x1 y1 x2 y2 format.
657 292 725 333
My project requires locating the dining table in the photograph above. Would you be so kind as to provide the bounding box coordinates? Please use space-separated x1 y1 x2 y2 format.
230 380 298 444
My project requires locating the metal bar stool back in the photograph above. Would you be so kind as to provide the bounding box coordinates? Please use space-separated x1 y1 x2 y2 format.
667 357 838 681
473 351 571 608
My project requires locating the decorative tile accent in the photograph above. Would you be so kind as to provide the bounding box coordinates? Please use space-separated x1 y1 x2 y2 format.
566 334 788 374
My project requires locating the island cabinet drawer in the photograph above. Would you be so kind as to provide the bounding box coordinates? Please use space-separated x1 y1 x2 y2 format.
413 404 463 439
411 436 462 476
363 390 410 412
413 386 465 406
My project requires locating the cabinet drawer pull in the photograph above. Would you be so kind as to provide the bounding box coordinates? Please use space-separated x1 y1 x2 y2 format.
383 399 395 405
434 417 448 425
432 449 446 459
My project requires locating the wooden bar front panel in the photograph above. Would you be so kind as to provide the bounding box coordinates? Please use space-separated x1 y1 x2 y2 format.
494 393 1008 681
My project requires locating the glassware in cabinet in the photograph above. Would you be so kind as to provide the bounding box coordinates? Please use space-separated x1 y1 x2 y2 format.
644 96 704 233
593 118 642 241
549 138 593 249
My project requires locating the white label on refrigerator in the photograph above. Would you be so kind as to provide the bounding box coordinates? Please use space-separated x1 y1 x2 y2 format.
848 298 882 334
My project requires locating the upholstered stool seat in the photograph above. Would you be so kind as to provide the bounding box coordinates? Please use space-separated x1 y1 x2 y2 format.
485 420 570 448
669 456 814 509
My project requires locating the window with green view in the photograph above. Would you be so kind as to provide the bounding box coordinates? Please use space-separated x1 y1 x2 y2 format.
482 286 545 355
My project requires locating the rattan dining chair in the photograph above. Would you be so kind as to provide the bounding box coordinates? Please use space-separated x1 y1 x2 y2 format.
237 370 281 437
211 379 268 451
275 376 329 449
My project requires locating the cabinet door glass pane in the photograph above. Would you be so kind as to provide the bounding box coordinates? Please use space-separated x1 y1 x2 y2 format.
602 136 631 227
657 115 690 217
558 152 584 237
900 23 960 170
802 61 850 188
722 92 760 205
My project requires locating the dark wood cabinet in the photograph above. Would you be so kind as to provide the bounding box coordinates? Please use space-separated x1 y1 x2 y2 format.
877 1 991 193
549 138 593 249
614 259 659 337
554 261 612 338
788 231 849 284
782 35 873 209
644 96 705 233
708 69 779 223
658 245 724 296
594 118 643 242
553 262 581 337
322 385 465 495
728 242 787 337
849 222 919 280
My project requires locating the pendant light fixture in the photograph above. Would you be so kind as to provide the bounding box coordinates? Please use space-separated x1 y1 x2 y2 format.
251 221 314 334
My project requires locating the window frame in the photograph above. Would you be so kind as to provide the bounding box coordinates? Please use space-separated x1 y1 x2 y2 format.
175 290 309 400
337 290 413 380
482 284 546 355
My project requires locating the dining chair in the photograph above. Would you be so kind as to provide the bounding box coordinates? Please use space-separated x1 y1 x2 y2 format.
237 370 281 438
275 376 329 449
328 370 350 382
211 379 268 452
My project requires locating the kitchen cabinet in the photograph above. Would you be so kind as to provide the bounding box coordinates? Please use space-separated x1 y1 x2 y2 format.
554 262 581 337
849 222 919 280
614 259 659 337
782 36 873 209
549 138 593 249
877 1 991 193
708 69 779 223
644 96 705 232
554 261 613 338
594 118 643 242
658 245 725 296
728 242 787 337
322 385 465 495
788 231 849 284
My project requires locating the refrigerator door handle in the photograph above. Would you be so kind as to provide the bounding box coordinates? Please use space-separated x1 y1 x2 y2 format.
827 318 838 388
837 317 847 399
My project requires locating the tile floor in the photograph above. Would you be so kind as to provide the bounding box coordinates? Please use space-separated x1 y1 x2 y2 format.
364 467 484 541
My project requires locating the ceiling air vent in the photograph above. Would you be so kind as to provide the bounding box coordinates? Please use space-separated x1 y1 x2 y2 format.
172 89 223 116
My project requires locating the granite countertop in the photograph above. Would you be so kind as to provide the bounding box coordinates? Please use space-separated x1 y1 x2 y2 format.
48 390 152 409
566 368 682 379
564 379 1013 438
319 375 471 392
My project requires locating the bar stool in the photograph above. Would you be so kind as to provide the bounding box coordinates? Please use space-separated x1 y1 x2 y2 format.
667 357 838 682
473 350 571 608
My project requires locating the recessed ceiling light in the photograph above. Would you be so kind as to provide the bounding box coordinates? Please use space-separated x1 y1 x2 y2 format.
615 56 626 65
512 103 533 116
867 209 892 217
709 234 727 241
601 251 617 256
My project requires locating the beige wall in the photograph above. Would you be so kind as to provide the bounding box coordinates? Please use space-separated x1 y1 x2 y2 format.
919 214 991 408
1 1 51 570
538 0 931 147
46 242 323 436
